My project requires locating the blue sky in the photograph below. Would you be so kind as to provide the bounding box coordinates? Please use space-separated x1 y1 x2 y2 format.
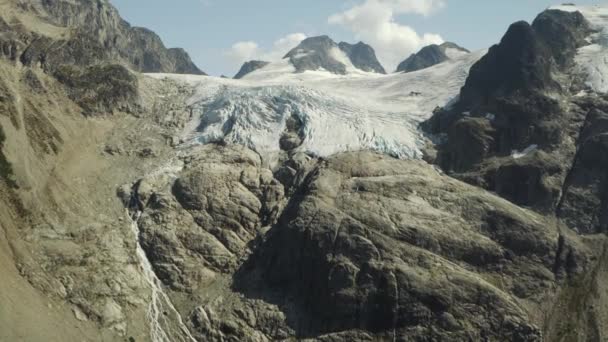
111 0 600 76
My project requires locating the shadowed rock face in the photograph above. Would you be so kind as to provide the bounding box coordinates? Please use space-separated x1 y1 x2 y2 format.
424 9 594 220
234 60 270 79
338 41 386 74
557 96 608 234
284 36 386 75
396 42 469 73
532 9 593 69
459 21 558 108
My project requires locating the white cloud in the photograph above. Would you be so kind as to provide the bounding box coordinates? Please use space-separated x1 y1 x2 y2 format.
226 41 259 66
386 0 445 16
226 33 307 70
329 0 445 72
263 33 308 60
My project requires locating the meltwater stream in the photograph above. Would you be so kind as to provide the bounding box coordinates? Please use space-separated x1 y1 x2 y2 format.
128 211 197 342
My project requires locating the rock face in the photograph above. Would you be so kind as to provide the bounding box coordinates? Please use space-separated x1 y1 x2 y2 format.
130 145 286 291
424 9 594 219
284 36 385 74
126 149 594 341
236 152 589 341
0 0 205 75
557 95 608 234
396 42 469 73
234 60 270 79
338 41 386 74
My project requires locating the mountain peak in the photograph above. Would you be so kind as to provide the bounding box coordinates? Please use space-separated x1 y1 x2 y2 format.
282 35 385 75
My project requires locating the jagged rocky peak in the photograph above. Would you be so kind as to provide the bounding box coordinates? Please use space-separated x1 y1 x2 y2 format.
1 0 205 75
283 35 385 74
233 60 270 79
396 42 469 73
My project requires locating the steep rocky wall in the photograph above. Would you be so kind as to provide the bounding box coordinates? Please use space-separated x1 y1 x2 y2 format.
424 9 593 218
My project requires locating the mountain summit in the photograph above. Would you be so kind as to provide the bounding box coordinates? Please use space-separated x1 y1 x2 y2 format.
283 35 386 75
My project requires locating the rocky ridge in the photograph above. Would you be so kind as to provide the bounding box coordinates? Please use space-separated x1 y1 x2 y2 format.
396 42 469 73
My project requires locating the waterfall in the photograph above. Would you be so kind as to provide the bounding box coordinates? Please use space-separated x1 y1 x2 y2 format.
128 211 197 342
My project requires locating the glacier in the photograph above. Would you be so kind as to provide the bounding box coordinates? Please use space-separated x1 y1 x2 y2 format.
148 50 486 161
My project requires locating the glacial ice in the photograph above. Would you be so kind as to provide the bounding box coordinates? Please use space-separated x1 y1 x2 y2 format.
148 50 485 161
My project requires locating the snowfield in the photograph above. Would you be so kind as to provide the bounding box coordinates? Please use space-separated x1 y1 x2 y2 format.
551 4 608 93
147 50 485 161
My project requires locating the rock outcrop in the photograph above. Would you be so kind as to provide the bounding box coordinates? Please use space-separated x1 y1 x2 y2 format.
396 42 469 73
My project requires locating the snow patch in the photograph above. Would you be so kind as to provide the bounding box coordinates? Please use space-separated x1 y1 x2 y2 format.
444 48 469 60
329 46 355 70
290 49 311 59
512 145 538 159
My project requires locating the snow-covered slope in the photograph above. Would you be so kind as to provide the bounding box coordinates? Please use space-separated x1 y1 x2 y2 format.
147 50 485 161
551 4 608 93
